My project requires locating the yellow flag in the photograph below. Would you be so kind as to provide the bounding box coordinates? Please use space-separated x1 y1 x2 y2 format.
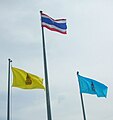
12 67 45 89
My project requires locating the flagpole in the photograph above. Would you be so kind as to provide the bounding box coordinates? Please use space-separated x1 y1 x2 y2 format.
77 71 86 120
7 59 12 120
40 11 52 120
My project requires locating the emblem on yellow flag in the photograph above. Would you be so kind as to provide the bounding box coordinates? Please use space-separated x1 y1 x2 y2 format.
25 74 32 85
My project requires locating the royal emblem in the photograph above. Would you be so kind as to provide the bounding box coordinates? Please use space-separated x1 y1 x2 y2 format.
25 74 32 85
91 82 95 91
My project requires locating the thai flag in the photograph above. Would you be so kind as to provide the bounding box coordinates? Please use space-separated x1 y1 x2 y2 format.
41 12 67 34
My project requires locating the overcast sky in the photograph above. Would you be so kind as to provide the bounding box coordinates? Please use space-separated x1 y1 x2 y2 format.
0 0 113 120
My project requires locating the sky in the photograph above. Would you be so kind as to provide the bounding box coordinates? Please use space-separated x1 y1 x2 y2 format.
0 0 113 120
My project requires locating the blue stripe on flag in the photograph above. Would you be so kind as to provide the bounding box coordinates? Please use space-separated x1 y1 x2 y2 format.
41 17 67 29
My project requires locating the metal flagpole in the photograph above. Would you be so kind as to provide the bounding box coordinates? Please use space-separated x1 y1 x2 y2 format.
7 59 12 120
40 11 52 120
77 71 86 120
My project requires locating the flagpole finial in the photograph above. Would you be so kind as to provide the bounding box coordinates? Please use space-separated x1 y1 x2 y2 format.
77 71 79 75
8 59 12 63
40 11 43 14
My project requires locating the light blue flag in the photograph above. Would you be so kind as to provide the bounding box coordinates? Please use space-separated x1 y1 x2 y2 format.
77 72 108 97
